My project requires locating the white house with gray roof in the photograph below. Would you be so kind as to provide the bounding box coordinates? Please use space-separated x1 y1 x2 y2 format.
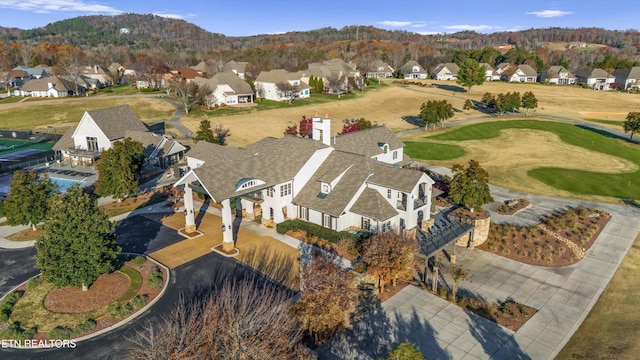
255 69 310 101
174 113 434 251
614 66 640 90
539 66 576 85
194 71 254 106
53 105 185 167
575 68 615 90
400 61 428 80
431 63 460 81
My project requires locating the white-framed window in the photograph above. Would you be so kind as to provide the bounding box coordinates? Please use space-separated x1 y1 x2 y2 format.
362 217 370 231
322 213 332 228
321 182 330 194
266 187 274 197
387 189 392 199
393 151 398 160
299 206 309 220
280 183 292 197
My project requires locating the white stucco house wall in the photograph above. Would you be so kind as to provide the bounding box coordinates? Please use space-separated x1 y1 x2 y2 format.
174 113 434 249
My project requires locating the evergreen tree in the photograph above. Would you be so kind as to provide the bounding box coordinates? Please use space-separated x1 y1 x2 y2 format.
94 138 144 200
385 342 424 360
418 99 454 129
521 91 538 116
456 58 485 93
35 185 120 291
3 170 57 230
194 119 216 143
308 76 316 93
448 160 493 213
316 77 324 94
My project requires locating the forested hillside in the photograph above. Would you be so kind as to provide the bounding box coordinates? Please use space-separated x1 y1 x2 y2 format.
0 14 638 75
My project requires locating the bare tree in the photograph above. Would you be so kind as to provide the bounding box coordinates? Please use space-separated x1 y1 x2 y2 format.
198 83 215 109
325 72 346 96
130 278 305 359
170 77 199 114
213 123 231 146
56 44 85 95
292 252 358 344
276 81 299 103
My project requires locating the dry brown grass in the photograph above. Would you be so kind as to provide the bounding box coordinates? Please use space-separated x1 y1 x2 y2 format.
181 80 640 146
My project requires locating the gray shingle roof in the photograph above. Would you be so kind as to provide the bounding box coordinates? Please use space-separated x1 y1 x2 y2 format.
19 75 76 92
614 66 640 81
52 129 75 151
190 136 328 201
86 105 149 140
195 71 253 94
517 64 538 77
368 161 424 193
575 68 614 79
400 60 426 74
124 130 185 158
293 151 372 217
349 188 398 221
333 126 404 157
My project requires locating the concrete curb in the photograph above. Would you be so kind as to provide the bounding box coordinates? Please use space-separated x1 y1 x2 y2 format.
2 253 171 349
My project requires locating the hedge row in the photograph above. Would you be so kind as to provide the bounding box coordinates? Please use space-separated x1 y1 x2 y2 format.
276 219 357 243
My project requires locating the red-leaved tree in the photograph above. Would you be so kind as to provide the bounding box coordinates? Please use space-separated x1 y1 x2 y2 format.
362 231 418 293
284 123 298 136
299 115 313 137
341 122 362 134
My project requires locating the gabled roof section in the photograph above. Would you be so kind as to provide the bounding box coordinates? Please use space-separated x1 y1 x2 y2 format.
294 151 372 217
223 60 249 74
333 126 404 157
171 68 205 80
256 69 304 83
575 67 614 79
350 188 398 221
52 129 75 151
19 75 76 92
614 66 640 80
370 60 393 72
86 105 149 140
400 60 426 74
195 71 253 94
190 136 328 201
517 64 538 77
368 161 429 193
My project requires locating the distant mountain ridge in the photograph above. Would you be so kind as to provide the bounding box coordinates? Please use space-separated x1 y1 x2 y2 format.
2 13 639 52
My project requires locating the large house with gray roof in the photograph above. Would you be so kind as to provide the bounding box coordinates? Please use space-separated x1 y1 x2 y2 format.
53 105 185 167
431 63 460 81
255 69 310 101
614 66 640 90
175 113 434 251
194 71 254 106
575 68 615 90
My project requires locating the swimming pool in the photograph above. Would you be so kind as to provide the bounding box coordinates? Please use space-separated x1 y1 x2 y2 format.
49 177 86 192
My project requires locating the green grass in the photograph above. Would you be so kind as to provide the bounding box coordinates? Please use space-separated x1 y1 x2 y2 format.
583 118 624 126
0 96 24 104
557 232 640 359
404 141 465 160
417 120 640 200
115 265 143 306
8 265 143 333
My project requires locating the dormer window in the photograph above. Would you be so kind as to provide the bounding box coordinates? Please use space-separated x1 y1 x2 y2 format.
378 142 389 154
321 182 330 194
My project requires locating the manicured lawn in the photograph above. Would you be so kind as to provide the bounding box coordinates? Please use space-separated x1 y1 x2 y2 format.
408 120 640 200
403 142 465 160
557 232 640 359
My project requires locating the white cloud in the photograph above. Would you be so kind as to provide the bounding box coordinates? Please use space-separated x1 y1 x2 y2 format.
378 20 413 27
0 0 122 14
442 24 494 31
153 13 184 19
526 9 573 18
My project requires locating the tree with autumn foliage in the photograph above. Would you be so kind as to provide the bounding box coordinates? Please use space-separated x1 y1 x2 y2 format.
292 252 358 344
56 44 85 95
284 123 298 136
362 231 418 293
299 115 313 137
342 122 362 134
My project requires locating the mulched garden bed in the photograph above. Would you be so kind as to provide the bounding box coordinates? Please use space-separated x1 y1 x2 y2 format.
285 229 359 261
496 199 531 215
478 207 611 267
44 271 130 313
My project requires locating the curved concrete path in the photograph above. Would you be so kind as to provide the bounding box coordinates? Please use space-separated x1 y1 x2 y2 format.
318 183 640 359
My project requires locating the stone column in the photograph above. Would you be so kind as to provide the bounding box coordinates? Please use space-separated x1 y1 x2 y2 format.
183 183 196 233
432 266 439 292
221 198 234 251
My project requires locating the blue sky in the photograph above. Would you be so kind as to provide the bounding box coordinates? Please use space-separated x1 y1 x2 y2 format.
0 0 637 36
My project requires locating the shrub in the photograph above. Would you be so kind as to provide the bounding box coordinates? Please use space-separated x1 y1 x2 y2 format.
111 303 134 319
131 294 149 309
147 268 164 288
48 326 73 340
26 276 43 290
0 291 23 322
352 261 367 273
276 219 357 243
73 318 97 334
132 256 146 266
0 321 36 341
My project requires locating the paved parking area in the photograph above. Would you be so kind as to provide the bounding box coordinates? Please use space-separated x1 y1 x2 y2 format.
319 190 640 360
